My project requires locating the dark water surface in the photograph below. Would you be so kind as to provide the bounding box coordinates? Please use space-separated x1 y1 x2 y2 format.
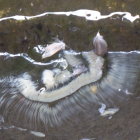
0 0 140 140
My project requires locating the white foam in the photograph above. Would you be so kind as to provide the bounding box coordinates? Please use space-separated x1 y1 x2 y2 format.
0 9 139 22
17 73 39 97
42 70 55 89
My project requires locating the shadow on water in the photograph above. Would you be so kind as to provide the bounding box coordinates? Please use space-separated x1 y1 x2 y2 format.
0 0 140 140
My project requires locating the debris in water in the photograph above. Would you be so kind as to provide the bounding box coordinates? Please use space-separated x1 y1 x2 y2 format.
30 130 45 137
33 45 45 54
125 89 133 95
98 103 119 117
80 138 96 140
42 40 66 59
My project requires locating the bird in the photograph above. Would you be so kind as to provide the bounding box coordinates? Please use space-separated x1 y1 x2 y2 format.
93 32 108 56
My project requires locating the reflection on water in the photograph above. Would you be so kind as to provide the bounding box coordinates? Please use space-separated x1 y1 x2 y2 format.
0 1 140 140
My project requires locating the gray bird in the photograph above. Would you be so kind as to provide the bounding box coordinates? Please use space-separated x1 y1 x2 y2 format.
93 32 108 56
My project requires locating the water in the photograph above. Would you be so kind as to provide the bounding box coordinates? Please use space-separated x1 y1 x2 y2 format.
0 1 140 140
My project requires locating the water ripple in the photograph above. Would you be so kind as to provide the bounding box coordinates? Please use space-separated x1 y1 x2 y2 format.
0 50 140 66
0 52 66 66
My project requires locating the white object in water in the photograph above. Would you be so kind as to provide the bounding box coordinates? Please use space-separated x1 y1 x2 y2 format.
54 70 71 85
42 40 66 59
80 138 96 140
30 130 45 137
98 103 119 117
42 70 55 89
